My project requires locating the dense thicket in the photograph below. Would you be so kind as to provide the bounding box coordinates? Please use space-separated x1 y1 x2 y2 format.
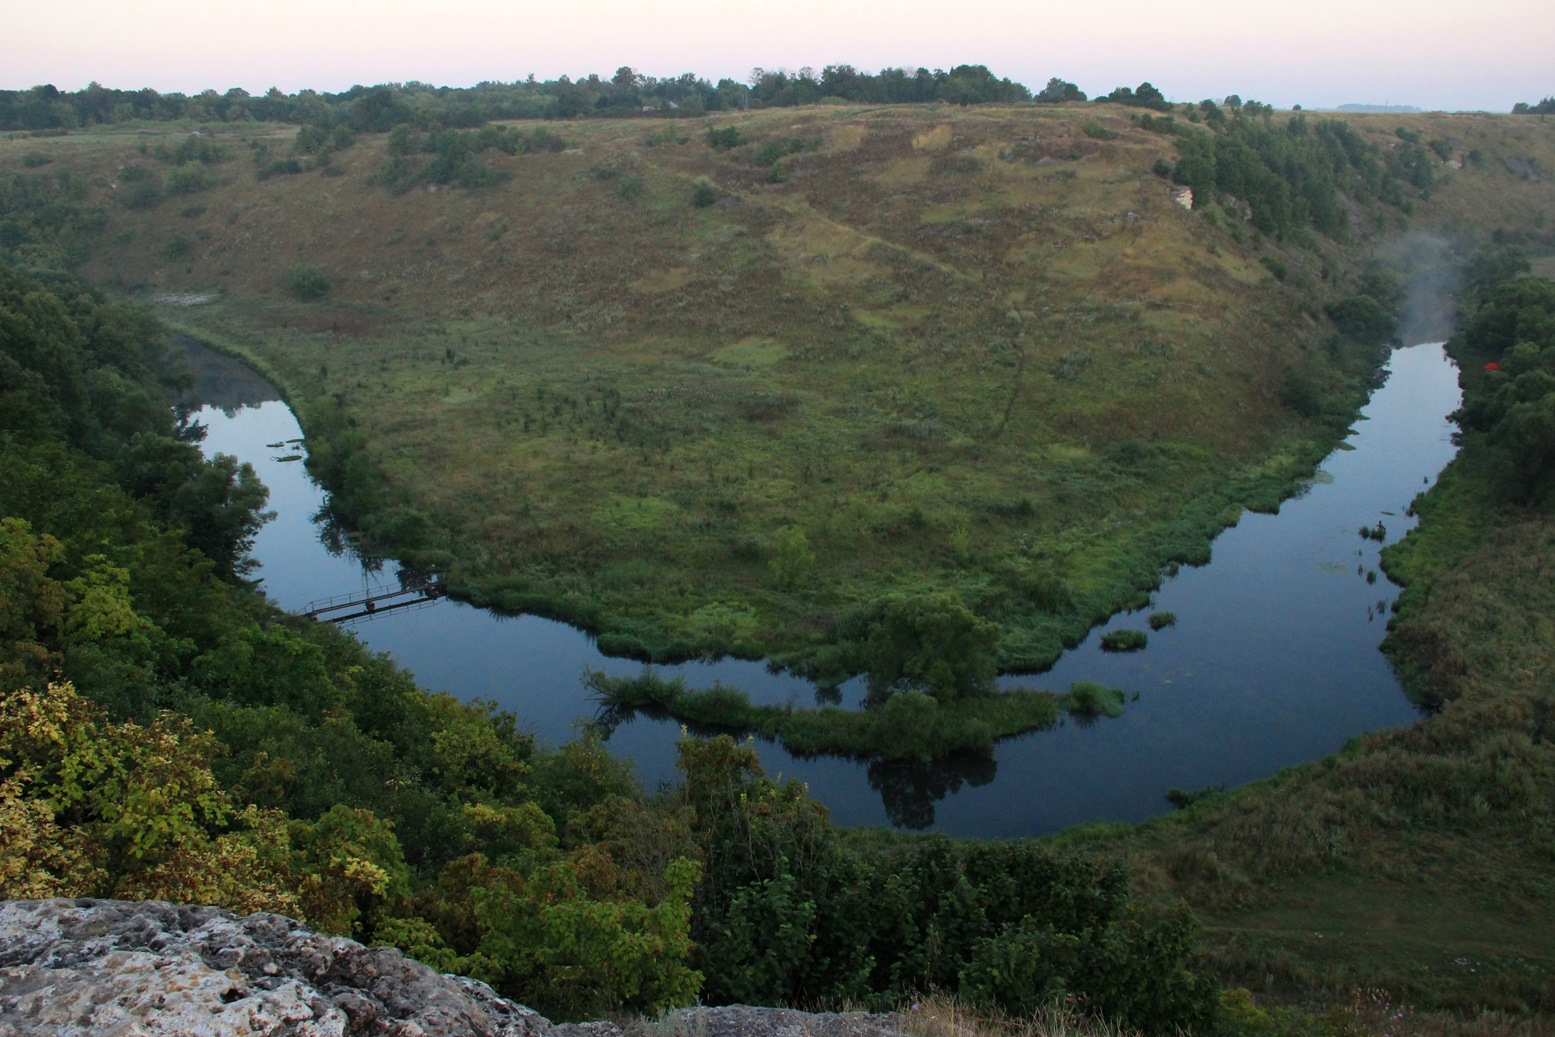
1166 105 1428 238
1511 97 1555 115
0 65 1036 132
1448 247 1555 503
0 263 1217 1028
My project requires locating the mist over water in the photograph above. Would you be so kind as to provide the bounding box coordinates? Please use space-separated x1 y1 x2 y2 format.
183 336 1462 835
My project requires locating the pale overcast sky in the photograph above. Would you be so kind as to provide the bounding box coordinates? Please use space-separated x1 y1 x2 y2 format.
5 0 1552 112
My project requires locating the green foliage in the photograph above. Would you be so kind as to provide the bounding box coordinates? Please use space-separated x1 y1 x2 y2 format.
691 178 717 208
1100 82 1171 111
162 164 214 195
705 126 744 150
1099 628 1148 652
770 524 814 590
0 680 307 916
1512 97 1555 115
1169 112 1414 239
1149 610 1177 630
1462 243 1531 300
1450 272 1555 502
678 737 1216 1027
465 854 703 1020
1036 78 1086 104
1325 295 1394 345
0 267 1215 1021
1067 681 1126 719
0 168 106 269
256 158 303 180
858 593 1001 699
286 264 330 301
588 671 1067 762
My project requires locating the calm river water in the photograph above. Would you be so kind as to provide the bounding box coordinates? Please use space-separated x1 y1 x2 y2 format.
181 339 1461 836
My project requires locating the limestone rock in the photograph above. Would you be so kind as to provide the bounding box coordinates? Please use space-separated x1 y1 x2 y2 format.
0 898 551 1036
0 899 919 1037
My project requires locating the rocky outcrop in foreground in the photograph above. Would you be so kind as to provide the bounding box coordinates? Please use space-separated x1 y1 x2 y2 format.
0 900 915 1037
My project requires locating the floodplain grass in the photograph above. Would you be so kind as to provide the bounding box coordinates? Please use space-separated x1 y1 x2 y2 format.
7 105 1555 1023
9 106 1548 695
59 106 1353 675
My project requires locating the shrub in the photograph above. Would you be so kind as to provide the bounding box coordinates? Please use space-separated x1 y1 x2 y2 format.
691 179 717 208
163 164 213 194
1100 629 1148 652
287 264 330 301
1081 120 1118 140
1148 611 1177 630
256 158 303 180
1324 295 1399 345
705 125 743 150
1068 681 1126 718
770 525 814 590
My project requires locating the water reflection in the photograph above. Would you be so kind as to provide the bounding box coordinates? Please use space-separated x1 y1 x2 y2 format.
180 339 1465 836
868 750 999 829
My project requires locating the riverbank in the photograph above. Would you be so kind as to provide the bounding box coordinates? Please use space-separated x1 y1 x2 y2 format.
1047 291 1555 1012
38 101 1441 676
181 338 1460 835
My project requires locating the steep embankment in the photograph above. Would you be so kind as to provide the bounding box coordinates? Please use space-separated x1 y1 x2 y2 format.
14 104 1536 673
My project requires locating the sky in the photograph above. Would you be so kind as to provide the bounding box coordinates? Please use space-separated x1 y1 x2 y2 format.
6 0 1553 112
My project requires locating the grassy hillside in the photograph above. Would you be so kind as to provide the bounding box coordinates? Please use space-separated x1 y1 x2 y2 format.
15 103 1551 676
6 94 1555 1025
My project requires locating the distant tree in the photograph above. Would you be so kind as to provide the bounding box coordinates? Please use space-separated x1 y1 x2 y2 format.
1463 244 1531 300
350 87 412 133
862 592 1000 700
1035 77 1086 104
1132 81 1169 109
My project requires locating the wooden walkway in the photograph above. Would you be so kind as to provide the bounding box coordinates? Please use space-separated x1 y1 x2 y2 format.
303 580 446 624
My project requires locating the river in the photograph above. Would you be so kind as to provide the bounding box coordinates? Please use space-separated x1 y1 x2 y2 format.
180 339 1462 836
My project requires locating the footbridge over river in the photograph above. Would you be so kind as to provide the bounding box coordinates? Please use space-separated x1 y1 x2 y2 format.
303 580 446 623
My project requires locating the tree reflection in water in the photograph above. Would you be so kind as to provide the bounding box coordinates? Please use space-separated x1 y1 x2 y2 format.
867 749 997 829
590 696 999 830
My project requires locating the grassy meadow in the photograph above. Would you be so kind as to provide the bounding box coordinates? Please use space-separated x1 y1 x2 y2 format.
12 103 1551 675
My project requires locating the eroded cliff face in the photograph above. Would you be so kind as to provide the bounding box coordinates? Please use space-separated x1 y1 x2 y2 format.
0 899 918 1037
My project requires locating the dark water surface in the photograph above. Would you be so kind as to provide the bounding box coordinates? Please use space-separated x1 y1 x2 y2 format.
183 340 1462 836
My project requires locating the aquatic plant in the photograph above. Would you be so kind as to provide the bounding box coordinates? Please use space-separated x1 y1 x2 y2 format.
1100 629 1149 652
